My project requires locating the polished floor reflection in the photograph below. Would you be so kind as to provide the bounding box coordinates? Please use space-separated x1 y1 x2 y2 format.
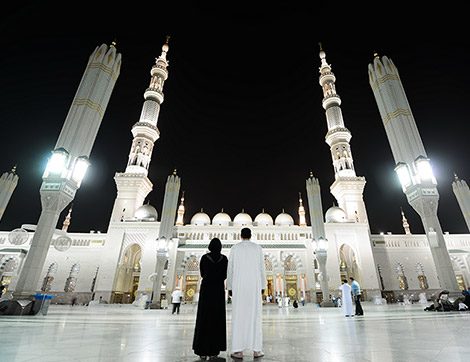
0 302 469 361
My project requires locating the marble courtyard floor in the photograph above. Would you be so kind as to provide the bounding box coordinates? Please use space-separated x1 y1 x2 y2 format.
0 302 469 362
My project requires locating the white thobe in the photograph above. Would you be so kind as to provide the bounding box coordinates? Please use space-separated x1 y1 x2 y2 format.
339 283 353 316
227 239 267 352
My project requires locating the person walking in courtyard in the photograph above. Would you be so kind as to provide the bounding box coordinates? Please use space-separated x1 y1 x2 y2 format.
227 227 266 359
192 238 228 360
171 287 183 314
339 280 353 317
350 277 364 316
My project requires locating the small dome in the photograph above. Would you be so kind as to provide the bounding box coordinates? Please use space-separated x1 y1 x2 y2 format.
325 206 347 223
134 204 158 221
233 212 252 226
254 212 274 226
191 211 211 226
212 212 231 226
275 212 294 226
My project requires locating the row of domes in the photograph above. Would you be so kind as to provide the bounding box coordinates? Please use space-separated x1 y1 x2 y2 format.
133 204 348 225
191 211 294 226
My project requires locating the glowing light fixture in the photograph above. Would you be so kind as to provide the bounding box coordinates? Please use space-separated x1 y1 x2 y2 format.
414 156 435 183
44 148 69 177
71 156 90 187
394 162 412 190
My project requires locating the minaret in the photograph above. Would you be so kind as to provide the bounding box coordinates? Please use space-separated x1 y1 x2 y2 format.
298 192 307 226
62 204 73 232
0 166 19 221
452 173 470 232
401 207 411 235
158 169 181 239
318 44 368 223
175 191 185 226
151 169 181 307
369 54 459 292
305 172 325 239
109 37 170 223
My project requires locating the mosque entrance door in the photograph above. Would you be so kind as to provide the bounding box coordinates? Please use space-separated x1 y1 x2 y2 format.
112 244 141 304
185 275 198 302
456 275 466 291
285 275 298 300
266 275 274 299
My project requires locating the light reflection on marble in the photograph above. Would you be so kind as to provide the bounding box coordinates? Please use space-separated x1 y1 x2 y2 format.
0 302 470 361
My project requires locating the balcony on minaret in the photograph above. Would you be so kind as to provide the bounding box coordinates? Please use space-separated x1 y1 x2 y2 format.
322 93 341 109
144 87 164 103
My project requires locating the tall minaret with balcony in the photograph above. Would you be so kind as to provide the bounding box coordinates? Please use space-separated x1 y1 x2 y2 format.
109 37 170 223
318 45 368 223
175 191 185 226
298 193 307 226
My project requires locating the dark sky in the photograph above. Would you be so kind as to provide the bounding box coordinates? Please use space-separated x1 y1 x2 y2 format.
1 3 469 235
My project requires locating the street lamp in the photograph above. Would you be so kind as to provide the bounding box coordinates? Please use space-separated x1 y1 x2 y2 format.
312 236 334 307
13 148 90 299
150 236 170 308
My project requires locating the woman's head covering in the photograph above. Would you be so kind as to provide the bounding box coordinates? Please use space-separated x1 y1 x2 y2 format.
208 237 222 254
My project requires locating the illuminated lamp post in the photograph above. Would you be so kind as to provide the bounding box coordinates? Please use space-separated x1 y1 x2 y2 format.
13 149 89 298
150 237 170 308
394 157 459 291
312 236 334 307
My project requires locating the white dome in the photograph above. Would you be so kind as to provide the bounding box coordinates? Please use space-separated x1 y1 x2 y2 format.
191 211 211 226
212 212 231 226
233 212 252 226
325 206 347 223
275 212 294 226
254 212 274 226
134 204 158 221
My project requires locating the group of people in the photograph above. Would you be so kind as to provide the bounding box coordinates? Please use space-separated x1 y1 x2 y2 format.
192 227 266 360
424 288 470 312
339 277 364 317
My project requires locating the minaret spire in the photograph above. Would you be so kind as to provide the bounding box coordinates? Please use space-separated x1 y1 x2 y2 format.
317 44 368 224
175 191 185 226
109 36 171 223
401 207 411 234
125 37 170 175
318 44 355 178
298 192 307 226
62 204 73 232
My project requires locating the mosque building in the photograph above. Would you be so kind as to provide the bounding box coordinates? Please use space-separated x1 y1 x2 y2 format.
1 39 470 305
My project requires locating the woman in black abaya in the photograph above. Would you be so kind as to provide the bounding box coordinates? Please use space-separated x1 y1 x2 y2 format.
192 238 228 360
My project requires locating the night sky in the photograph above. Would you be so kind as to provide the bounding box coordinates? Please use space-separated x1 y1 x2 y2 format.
1 3 469 235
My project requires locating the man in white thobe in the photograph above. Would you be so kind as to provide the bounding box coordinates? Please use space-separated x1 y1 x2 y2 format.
339 279 353 317
227 227 266 359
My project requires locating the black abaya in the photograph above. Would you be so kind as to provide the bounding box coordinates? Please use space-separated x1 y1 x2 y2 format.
192 252 228 357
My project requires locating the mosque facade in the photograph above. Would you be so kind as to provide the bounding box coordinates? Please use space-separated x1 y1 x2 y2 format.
1 41 470 305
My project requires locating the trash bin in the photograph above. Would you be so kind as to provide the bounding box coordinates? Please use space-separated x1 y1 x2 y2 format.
33 293 54 315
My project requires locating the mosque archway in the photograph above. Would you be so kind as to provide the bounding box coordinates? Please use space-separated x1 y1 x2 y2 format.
264 254 277 300
339 244 360 282
112 244 142 304
451 255 468 291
